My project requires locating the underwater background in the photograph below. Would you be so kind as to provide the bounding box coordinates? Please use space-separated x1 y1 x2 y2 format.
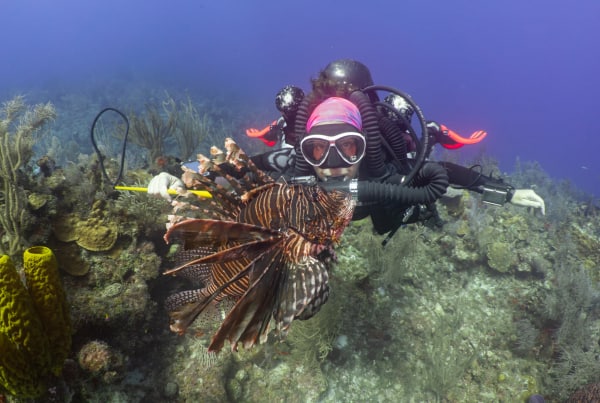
1 0 600 402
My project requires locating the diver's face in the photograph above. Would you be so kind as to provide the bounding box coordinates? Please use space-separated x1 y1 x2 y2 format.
314 162 360 181
300 129 365 182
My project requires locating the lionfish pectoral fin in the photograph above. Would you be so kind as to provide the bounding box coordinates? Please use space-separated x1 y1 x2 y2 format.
275 257 330 337
164 237 282 276
164 288 214 334
166 236 284 342
208 249 286 352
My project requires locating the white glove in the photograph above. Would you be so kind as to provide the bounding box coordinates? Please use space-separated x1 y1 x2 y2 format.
442 186 464 198
510 189 545 215
148 172 185 201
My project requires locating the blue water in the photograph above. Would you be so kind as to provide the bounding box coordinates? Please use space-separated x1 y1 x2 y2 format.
2 0 599 196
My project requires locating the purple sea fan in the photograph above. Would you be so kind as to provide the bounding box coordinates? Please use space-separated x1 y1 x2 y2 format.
163 139 355 353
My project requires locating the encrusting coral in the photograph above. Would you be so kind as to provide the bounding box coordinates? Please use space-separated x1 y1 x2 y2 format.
0 246 71 398
52 211 118 252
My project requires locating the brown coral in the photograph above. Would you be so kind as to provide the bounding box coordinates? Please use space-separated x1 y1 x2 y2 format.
52 213 118 252
486 241 518 273
52 242 90 276
74 217 118 251
77 340 124 383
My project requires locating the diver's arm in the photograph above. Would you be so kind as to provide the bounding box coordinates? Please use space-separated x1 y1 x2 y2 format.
438 162 509 194
439 161 545 214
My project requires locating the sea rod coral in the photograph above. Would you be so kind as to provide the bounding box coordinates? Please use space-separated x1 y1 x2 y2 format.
0 95 56 259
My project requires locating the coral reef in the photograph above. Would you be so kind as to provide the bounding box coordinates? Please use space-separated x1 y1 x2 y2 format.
570 222 600 274
4 87 600 402
0 246 71 399
541 263 600 400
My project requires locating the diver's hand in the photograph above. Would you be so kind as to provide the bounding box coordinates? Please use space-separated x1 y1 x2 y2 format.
510 189 546 215
442 186 464 198
148 172 185 201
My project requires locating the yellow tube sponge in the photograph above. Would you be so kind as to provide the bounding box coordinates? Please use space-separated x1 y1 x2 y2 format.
0 254 51 398
23 246 72 376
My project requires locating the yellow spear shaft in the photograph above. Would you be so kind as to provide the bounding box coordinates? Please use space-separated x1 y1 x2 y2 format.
114 185 212 199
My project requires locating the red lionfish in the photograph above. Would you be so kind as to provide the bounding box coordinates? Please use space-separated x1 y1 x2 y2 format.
163 138 355 352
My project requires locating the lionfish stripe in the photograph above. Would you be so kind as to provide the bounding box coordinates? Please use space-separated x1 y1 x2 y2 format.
201 238 283 303
296 259 329 321
176 264 212 286
164 218 280 245
165 289 206 311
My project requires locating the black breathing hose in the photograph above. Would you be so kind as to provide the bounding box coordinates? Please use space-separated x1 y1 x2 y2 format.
378 115 409 169
319 162 448 205
361 85 429 186
292 96 315 176
349 91 387 179
375 100 421 152
90 107 129 187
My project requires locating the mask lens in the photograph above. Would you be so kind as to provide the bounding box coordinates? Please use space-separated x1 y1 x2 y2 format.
301 137 331 166
335 135 365 164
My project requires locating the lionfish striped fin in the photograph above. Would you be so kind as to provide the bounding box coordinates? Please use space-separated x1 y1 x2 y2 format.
173 247 214 285
206 162 249 197
164 288 213 334
275 256 330 337
193 173 242 209
164 237 282 276
208 248 287 352
167 237 285 337
165 288 237 335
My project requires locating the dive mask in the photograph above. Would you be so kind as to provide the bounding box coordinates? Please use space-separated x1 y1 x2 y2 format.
300 131 366 167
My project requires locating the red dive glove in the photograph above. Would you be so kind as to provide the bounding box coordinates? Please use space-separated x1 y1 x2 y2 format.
245 118 285 147
428 122 487 149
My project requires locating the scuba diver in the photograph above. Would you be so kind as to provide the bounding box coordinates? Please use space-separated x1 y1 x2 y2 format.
149 59 545 240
